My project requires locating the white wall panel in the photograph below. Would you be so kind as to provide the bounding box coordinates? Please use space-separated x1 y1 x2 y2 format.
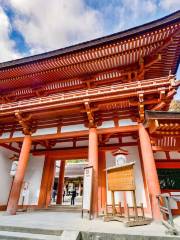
154 151 166 159
169 151 180 159
0 147 13 205
33 127 57 136
97 121 114 129
19 155 44 205
119 119 137 126
61 124 87 132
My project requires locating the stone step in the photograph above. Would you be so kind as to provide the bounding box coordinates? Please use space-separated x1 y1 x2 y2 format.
61 231 81 240
49 205 81 209
0 231 62 240
43 208 81 212
43 205 82 212
0 225 62 236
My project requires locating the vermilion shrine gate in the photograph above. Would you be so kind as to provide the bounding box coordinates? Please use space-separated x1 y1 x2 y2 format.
0 11 179 220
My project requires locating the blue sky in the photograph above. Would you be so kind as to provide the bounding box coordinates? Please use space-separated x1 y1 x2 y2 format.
0 0 179 98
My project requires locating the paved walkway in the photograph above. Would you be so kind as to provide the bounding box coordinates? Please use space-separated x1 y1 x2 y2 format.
0 211 178 238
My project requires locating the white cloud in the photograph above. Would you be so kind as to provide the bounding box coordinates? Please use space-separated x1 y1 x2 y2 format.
110 0 158 31
7 0 104 54
0 6 21 62
0 0 179 62
159 0 180 12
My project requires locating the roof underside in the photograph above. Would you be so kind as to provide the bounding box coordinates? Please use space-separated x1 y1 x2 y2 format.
0 11 179 98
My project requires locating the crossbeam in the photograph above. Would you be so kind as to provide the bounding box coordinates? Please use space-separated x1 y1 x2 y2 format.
0 125 138 143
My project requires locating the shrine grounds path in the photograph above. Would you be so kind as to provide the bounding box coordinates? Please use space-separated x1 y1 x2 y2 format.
0 210 179 239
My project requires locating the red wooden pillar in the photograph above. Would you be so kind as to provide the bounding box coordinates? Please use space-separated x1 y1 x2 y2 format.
98 151 106 213
6 135 32 215
38 155 55 208
45 159 55 207
139 123 161 220
88 127 98 217
56 160 65 204
38 154 51 207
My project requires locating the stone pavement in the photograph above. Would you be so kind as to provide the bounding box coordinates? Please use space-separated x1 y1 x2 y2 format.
0 210 179 238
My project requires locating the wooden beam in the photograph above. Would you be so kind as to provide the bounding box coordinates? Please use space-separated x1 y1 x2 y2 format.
151 101 166 111
0 143 20 153
0 125 138 143
98 125 138 134
32 142 138 156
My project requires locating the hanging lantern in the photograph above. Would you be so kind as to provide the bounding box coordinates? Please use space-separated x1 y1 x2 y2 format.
112 148 128 166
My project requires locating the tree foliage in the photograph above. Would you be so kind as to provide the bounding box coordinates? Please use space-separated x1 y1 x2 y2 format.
169 100 180 112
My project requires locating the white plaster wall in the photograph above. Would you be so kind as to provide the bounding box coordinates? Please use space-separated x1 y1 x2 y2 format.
119 119 137 126
19 155 44 205
169 151 180 159
32 127 57 136
0 132 11 139
106 146 147 207
153 151 166 159
153 151 180 160
62 124 88 132
76 140 89 147
0 147 13 205
106 138 119 144
122 136 137 143
13 131 24 138
54 142 73 148
97 121 114 129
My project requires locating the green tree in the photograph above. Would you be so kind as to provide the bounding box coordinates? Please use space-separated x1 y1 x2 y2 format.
169 100 180 112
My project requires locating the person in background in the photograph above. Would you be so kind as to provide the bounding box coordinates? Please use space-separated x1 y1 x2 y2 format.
52 189 57 202
71 188 77 205
63 189 65 202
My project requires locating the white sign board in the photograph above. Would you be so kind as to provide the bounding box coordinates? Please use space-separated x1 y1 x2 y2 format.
82 166 93 212
10 161 18 176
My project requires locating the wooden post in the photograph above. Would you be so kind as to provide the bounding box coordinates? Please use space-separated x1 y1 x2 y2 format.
88 127 98 217
132 191 138 219
38 154 52 208
139 123 161 220
56 160 65 204
6 135 32 215
98 151 106 213
111 191 116 216
78 179 82 196
45 159 55 207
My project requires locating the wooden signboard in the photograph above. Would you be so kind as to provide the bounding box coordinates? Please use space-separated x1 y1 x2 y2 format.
82 166 93 219
107 162 135 191
105 162 151 226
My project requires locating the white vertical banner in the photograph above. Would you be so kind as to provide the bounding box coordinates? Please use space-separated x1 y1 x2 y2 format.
10 161 18 176
82 166 93 218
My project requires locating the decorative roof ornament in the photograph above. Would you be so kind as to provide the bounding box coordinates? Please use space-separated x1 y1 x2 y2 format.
112 148 128 156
